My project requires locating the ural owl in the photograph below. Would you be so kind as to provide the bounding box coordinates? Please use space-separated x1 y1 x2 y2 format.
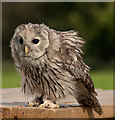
10 23 102 115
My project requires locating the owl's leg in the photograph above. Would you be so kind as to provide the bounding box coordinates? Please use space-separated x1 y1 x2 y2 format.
28 95 44 107
38 99 59 108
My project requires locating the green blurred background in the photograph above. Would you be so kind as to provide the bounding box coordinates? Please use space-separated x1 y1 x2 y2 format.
2 2 113 89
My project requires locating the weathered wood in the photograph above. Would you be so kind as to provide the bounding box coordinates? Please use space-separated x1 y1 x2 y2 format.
0 88 115 119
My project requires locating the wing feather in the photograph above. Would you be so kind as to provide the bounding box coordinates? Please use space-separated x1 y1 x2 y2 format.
59 30 97 95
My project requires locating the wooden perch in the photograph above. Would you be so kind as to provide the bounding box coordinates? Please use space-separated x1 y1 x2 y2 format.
0 88 115 119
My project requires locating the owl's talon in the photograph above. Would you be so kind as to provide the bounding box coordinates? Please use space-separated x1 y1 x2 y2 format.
38 100 59 108
27 101 39 107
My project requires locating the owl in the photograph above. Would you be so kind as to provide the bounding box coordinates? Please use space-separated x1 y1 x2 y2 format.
10 23 103 115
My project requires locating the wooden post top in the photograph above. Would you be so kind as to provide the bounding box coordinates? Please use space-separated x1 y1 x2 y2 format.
0 88 115 119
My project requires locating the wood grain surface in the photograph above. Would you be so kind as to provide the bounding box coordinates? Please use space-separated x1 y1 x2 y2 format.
0 88 115 119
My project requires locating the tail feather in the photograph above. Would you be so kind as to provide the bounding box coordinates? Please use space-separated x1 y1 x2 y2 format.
76 93 103 115
91 95 103 115
75 81 103 115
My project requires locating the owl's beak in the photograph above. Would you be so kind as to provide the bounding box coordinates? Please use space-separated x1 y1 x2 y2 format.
25 46 28 54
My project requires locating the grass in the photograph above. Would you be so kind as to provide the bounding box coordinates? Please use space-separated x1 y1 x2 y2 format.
2 61 113 90
90 69 113 90
2 61 21 88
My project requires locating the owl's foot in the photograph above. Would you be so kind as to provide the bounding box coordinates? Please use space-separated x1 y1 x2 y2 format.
28 96 44 107
38 100 59 108
28 101 40 107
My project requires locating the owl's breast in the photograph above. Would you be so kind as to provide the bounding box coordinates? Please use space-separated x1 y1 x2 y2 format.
20 57 74 100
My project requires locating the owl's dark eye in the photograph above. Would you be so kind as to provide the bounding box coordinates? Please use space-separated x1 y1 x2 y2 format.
19 38 23 44
32 39 39 44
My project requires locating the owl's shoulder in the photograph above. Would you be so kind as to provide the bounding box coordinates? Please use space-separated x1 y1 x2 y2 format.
57 30 96 94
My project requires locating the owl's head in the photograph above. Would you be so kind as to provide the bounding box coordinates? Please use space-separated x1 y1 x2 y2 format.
10 23 53 65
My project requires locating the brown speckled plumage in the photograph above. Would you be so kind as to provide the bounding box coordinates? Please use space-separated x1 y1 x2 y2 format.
10 23 103 115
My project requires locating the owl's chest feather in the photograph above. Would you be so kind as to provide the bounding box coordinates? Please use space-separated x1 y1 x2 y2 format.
20 63 67 99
